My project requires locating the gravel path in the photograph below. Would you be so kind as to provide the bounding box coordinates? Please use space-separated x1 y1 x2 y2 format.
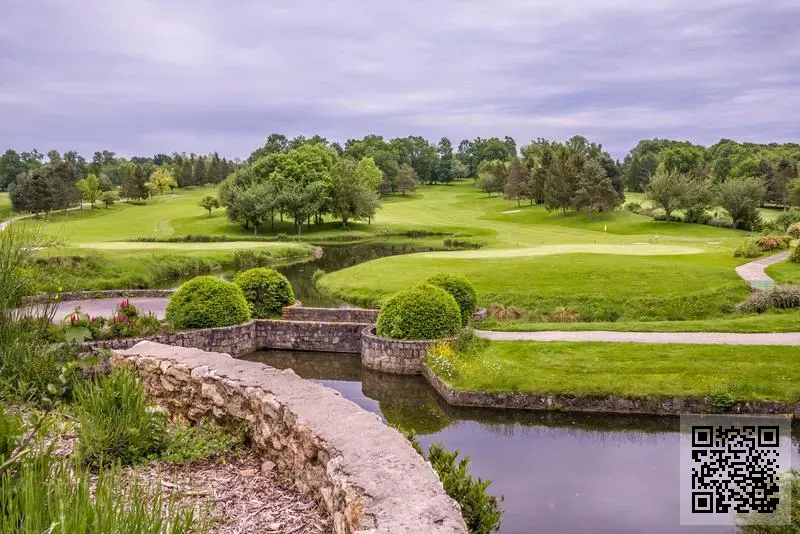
475 330 800 345
55 297 168 320
735 251 790 289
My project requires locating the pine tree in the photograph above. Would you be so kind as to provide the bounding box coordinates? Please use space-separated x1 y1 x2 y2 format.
573 159 617 219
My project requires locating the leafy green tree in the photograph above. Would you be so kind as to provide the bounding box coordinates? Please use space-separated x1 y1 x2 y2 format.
119 162 148 201
573 159 617 219
8 168 54 213
789 180 800 208
0 150 26 191
101 190 117 208
475 160 507 197
330 157 382 227
145 168 177 195
390 136 437 185
769 160 797 208
682 179 714 223
504 159 529 206
346 135 401 189
280 181 330 235
227 182 278 234
453 160 470 180
646 166 688 222
247 133 290 163
717 177 765 230
456 139 474 175
659 146 705 175
48 160 81 212
76 173 102 209
199 195 220 216
544 146 578 214
436 137 455 184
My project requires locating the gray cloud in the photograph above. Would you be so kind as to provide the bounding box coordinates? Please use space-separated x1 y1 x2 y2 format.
1 0 798 158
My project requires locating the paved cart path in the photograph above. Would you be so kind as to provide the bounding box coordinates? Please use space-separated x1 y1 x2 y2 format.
735 251 790 289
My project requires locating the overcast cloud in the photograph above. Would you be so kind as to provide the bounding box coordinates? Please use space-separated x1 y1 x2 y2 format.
1 0 798 158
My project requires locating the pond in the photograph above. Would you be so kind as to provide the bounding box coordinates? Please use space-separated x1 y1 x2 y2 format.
161 240 440 307
240 349 800 534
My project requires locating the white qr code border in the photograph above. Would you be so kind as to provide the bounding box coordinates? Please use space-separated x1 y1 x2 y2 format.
680 414 792 526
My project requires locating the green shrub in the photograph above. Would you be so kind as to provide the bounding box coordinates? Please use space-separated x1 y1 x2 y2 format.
160 420 243 463
425 440 502 534
74 370 167 468
792 245 800 264
232 267 294 318
774 210 800 232
756 235 790 251
548 306 581 323
734 240 763 258
737 285 800 313
425 273 478 325
166 276 250 329
376 284 461 340
624 201 641 212
786 222 800 239
0 406 23 462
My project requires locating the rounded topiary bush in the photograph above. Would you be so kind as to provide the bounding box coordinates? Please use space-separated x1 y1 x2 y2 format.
375 284 461 340
424 273 477 324
786 222 800 240
166 276 251 329
232 267 294 318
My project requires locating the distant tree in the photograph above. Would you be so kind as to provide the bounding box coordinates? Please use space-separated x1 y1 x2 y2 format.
8 168 54 213
436 137 455 184
543 146 578 214
247 133 290 162
119 162 150 201
646 166 688 223
504 159 529 206
199 195 220 216
0 150 26 191
770 160 797 208
192 156 207 185
227 182 277 234
717 177 765 230
456 139 474 175
682 179 714 224
789 180 800 208
281 181 330 235
659 146 705 175
573 159 617 219
377 176 392 197
475 160 507 197
145 168 177 195
395 165 417 196
101 190 117 208
453 160 470 180
330 157 382 227
346 135 402 189
76 173 102 209
503 136 517 158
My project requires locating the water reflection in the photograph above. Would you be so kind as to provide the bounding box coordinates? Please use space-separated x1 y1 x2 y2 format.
242 350 795 533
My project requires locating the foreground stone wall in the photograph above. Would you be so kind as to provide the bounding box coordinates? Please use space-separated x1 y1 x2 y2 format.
115 342 466 534
361 327 456 375
86 319 367 355
283 305 379 324
24 289 176 304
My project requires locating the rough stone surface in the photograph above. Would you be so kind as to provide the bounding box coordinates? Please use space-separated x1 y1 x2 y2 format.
283 305 379 324
361 327 457 375
422 366 800 417
86 319 370 355
115 341 467 534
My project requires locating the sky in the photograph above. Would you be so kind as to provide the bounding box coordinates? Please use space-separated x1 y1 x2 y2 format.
1 0 799 160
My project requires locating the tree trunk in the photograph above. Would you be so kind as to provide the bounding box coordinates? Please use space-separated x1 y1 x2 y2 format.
517 198 521 207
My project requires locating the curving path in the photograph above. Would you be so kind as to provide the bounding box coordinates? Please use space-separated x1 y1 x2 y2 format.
735 251 790 289
474 329 800 346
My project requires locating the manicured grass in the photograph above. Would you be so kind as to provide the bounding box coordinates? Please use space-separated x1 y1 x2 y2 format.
766 259 800 285
479 309 800 333
319 251 749 321
440 341 800 402
0 192 10 220
32 243 312 291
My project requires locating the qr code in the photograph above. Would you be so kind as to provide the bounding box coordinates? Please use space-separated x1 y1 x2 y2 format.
680 414 791 526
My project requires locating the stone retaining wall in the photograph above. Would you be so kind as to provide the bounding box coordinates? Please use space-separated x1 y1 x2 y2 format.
85 319 368 355
422 366 800 417
282 305 379 324
361 327 456 375
24 289 176 304
115 342 466 534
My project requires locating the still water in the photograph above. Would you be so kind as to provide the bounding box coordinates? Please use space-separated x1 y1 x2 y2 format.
240 350 800 534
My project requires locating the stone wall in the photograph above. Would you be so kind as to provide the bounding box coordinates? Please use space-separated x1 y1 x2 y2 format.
24 289 176 304
86 319 368 355
114 342 467 534
282 305 379 324
422 366 800 417
361 327 456 375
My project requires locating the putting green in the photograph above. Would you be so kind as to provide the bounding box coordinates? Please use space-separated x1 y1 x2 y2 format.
73 241 299 251
416 243 704 259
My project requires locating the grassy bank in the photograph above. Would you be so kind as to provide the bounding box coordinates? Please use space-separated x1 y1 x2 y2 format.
478 309 800 333
434 340 800 402
766 259 800 284
32 242 313 291
0 192 10 220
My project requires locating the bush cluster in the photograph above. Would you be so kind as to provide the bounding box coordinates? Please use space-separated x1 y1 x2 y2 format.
756 235 790 251
792 244 800 264
425 273 478 325
376 284 461 340
62 300 162 342
232 267 294 318
733 236 789 258
737 285 800 313
548 306 581 323
166 276 251 329
443 238 485 250
787 222 800 240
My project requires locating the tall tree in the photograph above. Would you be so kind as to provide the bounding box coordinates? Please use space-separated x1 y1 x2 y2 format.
146 168 177 195
475 160 508 197
76 173 102 209
436 137 455 184
646 166 688 223
504 159 529 206
0 150 26 191
119 162 149 201
396 164 417 196
717 177 765 230
330 157 382 227
573 159 617 219
8 168 54 213
543 146 578 214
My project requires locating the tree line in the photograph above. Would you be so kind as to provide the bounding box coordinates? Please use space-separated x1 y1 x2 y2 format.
0 149 238 213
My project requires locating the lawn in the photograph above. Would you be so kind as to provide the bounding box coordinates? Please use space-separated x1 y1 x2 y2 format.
766 259 800 285
0 192 10 220
438 341 800 402
478 309 800 333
